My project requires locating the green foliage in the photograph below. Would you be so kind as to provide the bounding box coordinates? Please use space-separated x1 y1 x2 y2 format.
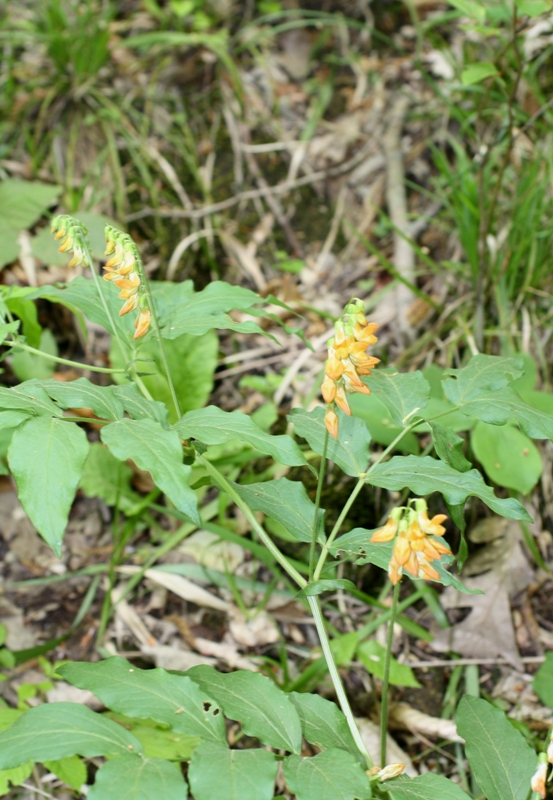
0 180 61 268
290 407 372 476
289 692 361 761
43 756 87 792
384 773 471 799
88 756 187 800
283 750 372 800
188 743 277 800
357 640 420 688
532 652 553 708
471 422 542 494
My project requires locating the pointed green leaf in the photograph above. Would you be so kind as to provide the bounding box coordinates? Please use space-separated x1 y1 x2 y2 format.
349 392 420 454
0 703 142 769
43 756 87 791
457 386 553 440
0 180 61 231
174 406 308 467
0 385 62 416
283 750 372 800
88 756 187 800
472 422 542 493
383 773 471 799
0 410 31 429
456 696 537 800
188 742 277 800
59 657 225 743
442 355 523 405
297 579 356 597
532 651 553 707
8 417 89 555
289 692 360 761
32 276 126 337
233 478 324 544
289 407 371 477
100 418 199 523
357 640 420 687
112 383 169 427
37 377 125 420
461 63 498 85
186 665 302 753
79 443 144 514
368 456 531 521
362 370 430 427
429 422 472 472
0 762 33 795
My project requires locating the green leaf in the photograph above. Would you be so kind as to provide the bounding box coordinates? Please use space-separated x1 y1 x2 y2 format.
461 62 499 85
111 383 169 427
456 696 537 800
289 407 371 477
43 756 87 791
289 692 360 761
88 755 187 800
447 0 486 23
174 406 308 468
37 377 125 420
357 640 420 687
79 443 144 515
59 657 225 743
106 714 200 760
100 419 199 523
0 762 33 795
349 392 420 454
368 456 532 521
0 410 31 430
0 321 21 346
532 651 553 707
188 742 277 800
383 773 471 799
5 297 42 348
0 384 62 416
10 329 57 382
186 665 302 753
0 180 61 268
0 703 142 769
297 579 357 597
32 276 126 338
455 386 553 441
442 355 523 405
515 0 552 16
471 422 542 493
429 422 472 472
8 418 89 556
362 370 430 427
233 478 324 544
283 750 372 800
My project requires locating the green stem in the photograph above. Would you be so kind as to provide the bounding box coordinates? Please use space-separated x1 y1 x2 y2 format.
4 340 126 374
308 596 373 768
309 429 328 580
380 581 400 767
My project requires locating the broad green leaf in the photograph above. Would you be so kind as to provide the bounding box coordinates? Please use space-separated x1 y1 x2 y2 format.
79 443 144 514
289 692 360 761
0 410 31 429
0 703 142 769
186 665 302 753
368 456 531 521
532 651 553 707
384 773 471 799
43 756 87 791
456 386 553 440
174 406 308 467
8 417 89 556
0 180 61 268
515 0 552 16
111 383 169 427
362 370 430 427
106 714 200 760
357 640 420 687
233 478 324 544
0 321 20 346
0 762 33 795
289 407 371 477
447 0 486 22
283 750 371 800
456 696 537 800
59 657 225 743
5 297 41 347
416 398 475 432
521 388 553 416
297 579 356 597
442 355 523 405
429 422 471 472
0 709 23 732
349 392 420 454
88 755 187 800
188 742 277 800
471 422 542 493
0 384 61 416
100 419 199 523
37 377 125 420
10 329 57 382
461 63 498 85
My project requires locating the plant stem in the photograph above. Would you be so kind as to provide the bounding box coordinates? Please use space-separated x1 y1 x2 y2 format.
380 581 400 767
197 454 307 588
4 340 126 374
309 428 328 580
308 595 373 768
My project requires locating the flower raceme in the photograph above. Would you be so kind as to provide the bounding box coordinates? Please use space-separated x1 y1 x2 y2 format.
103 226 151 340
50 215 88 268
370 500 451 585
321 299 379 438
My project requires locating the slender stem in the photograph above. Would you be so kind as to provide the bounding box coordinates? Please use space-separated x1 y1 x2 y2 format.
380 581 400 767
198 454 307 588
308 596 373 768
309 429 328 580
4 340 126 374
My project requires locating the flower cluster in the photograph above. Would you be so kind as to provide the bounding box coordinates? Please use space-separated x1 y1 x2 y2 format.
321 299 379 438
103 226 151 339
370 499 451 585
50 215 88 268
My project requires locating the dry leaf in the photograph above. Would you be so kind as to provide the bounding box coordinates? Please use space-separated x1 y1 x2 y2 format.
389 702 463 742
228 608 279 647
355 717 417 776
179 529 245 573
117 566 229 612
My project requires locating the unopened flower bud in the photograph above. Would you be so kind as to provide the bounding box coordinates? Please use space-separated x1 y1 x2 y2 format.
531 759 547 798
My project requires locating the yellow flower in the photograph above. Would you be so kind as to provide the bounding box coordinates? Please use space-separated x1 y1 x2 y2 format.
102 227 151 339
